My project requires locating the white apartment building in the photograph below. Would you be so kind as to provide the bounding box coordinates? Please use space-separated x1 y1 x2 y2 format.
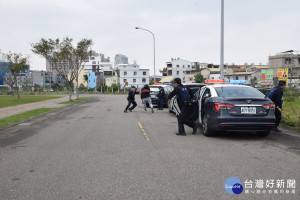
82 57 113 74
166 58 192 83
116 64 149 88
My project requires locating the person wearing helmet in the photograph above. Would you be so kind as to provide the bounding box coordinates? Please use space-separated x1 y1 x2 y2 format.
168 78 198 136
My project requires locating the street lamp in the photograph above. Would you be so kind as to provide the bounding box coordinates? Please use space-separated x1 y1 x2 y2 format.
135 27 156 83
220 0 224 80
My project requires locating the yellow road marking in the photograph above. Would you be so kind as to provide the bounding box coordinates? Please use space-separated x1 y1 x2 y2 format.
138 122 150 141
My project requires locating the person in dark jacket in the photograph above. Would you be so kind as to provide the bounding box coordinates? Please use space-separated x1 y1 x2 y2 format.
168 78 197 136
156 86 165 110
124 86 139 113
141 84 154 113
269 80 286 132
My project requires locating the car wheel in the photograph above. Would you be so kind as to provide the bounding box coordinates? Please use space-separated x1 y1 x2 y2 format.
256 131 270 137
202 114 214 137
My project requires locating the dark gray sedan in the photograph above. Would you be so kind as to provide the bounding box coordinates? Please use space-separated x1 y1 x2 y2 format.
198 84 276 137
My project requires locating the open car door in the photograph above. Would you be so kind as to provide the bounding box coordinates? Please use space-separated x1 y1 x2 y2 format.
198 87 207 124
172 96 181 116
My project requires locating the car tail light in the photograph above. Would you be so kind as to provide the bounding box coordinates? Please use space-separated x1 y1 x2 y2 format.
214 103 234 112
263 104 275 109
226 104 235 109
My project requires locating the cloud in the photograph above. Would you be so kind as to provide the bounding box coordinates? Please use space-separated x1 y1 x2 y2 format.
0 0 299 74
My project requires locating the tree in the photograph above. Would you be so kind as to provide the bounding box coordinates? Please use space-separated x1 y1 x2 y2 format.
194 73 205 83
79 83 86 92
22 74 32 91
83 74 88 83
51 83 60 91
31 37 93 101
74 39 93 99
0 52 29 99
0 64 15 95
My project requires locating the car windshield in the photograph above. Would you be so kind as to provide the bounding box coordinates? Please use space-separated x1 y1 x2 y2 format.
150 87 160 92
215 86 265 98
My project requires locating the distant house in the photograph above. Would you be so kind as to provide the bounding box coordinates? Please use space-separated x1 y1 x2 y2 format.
88 72 97 89
224 72 258 85
166 58 192 83
184 68 210 83
116 63 149 88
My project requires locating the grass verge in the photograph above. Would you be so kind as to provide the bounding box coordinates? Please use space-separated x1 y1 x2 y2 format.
281 99 300 131
0 108 57 127
0 96 62 108
59 97 89 104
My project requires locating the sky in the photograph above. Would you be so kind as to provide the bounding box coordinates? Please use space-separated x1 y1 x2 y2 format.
0 0 300 76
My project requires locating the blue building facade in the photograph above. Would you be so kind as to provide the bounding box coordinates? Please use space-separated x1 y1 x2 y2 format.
88 72 97 89
0 62 30 85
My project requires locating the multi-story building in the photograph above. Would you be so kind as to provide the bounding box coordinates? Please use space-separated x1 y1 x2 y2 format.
88 72 97 89
224 65 247 73
166 58 192 83
31 70 65 87
184 68 211 83
247 65 269 72
0 62 30 87
116 64 149 88
74 51 115 87
269 50 300 82
191 62 209 70
224 72 259 85
81 52 113 74
114 54 128 67
101 67 119 86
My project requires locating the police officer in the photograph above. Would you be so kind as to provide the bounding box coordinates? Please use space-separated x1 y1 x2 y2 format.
156 86 165 110
124 86 139 113
269 80 286 132
168 78 197 136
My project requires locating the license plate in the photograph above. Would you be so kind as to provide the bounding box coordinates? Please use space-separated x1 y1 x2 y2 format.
241 107 256 114
151 95 156 98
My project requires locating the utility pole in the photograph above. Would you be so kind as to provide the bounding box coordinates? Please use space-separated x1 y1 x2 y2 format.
290 52 294 86
220 0 225 80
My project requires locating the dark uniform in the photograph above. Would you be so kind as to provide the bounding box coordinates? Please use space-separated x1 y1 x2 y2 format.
124 87 139 112
168 78 197 135
157 87 166 110
269 84 284 131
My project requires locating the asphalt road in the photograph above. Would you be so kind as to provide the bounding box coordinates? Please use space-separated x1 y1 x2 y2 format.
0 95 299 200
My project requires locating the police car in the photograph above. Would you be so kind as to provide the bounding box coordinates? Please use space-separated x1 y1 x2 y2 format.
149 85 173 107
197 84 276 137
168 83 205 114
